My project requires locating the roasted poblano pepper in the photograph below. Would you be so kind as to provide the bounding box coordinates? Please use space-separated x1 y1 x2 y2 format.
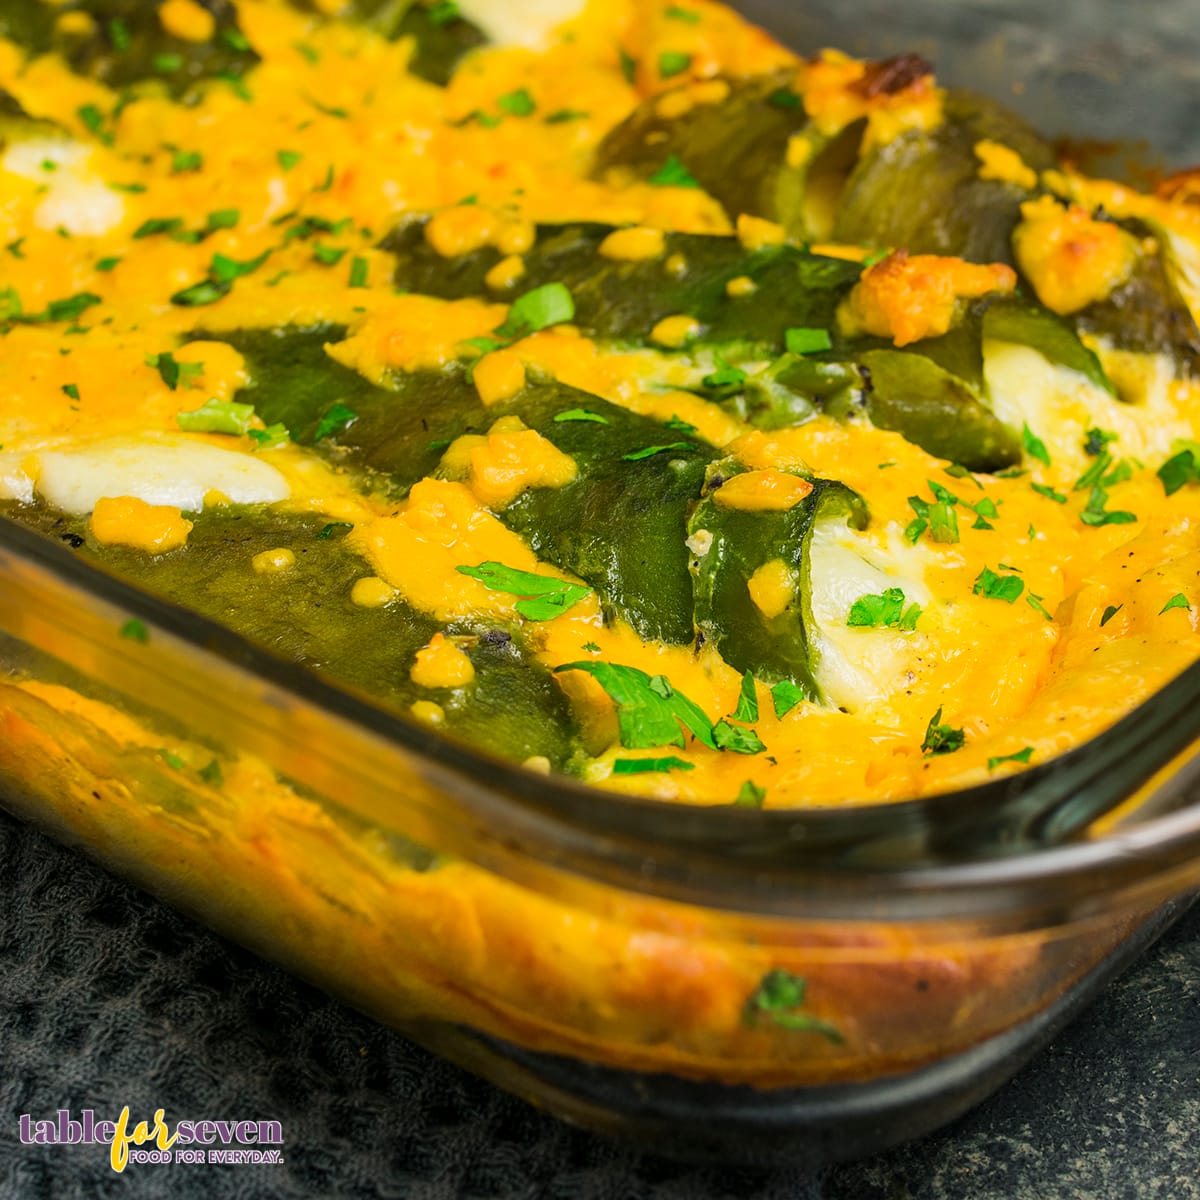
486 389 716 646
385 220 865 349
7 503 581 768
202 325 493 495
593 71 814 231
688 460 869 701
0 0 258 99
834 91 1056 266
309 0 486 85
1069 221 1200 377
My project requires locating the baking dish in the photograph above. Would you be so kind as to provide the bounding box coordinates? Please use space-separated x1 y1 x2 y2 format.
3 0 1200 1166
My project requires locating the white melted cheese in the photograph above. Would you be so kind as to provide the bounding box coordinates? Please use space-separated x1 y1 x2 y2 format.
457 0 586 48
33 436 290 514
983 341 1192 476
2 136 125 237
807 520 935 714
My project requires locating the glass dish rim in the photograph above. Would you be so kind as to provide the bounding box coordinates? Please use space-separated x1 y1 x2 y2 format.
5 508 1200 917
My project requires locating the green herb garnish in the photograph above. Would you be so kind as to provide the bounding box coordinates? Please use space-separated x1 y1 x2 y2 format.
457 562 591 621
847 587 921 630
784 327 833 355
176 398 256 435
647 154 700 188
314 402 357 441
987 746 1034 771
921 707 964 756
495 282 575 339
973 566 1024 603
612 756 694 775
743 970 843 1042
1022 423 1050 466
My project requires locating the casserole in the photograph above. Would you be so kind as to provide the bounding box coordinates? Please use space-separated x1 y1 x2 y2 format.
2 0 1200 1162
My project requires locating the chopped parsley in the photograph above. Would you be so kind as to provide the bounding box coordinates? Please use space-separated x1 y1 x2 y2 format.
199 760 224 787
175 399 256 435
205 208 241 231
905 493 959 545
247 423 289 449
647 154 700 188
622 442 695 461
733 672 759 723
743 970 843 1043
1099 604 1122 627
544 109 589 124
277 149 303 171
456 562 591 621
612 756 694 775
147 351 203 391
581 641 601 653
427 0 460 25
77 103 110 143
1031 482 1067 504
171 150 203 173
658 50 692 78
312 243 347 266
713 720 766 755
663 415 697 433
498 88 536 117
665 4 701 20
494 282 575 338
921 707 965 757
1084 427 1119 457
784 327 833 355
847 587 921 631
119 619 149 643
1158 448 1199 496
108 17 131 51
210 250 271 283
987 746 1034 771
1026 592 1053 621
314 402 358 441
170 279 232 307
973 566 1025 604
44 293 101 323
1160 593 1192 615
316 522 352 540
61 383 79 401
619 47 638 84
349 256 369 288
770 679 806 719
553 661 718 751
702 354 747 390
1079 485 1136 528
768 87 801 109
735 780 766 808
1021 422 1050 466
554 408 609 424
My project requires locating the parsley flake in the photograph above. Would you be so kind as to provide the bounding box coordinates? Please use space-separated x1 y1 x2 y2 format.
554 408 609 424
612 756 694 775
457 562 591 621
1022 423 1050 466
987 746 1034 771
847 587 921 630
735 780 766 808
622 442 695 461
921 707 965 756
495 282 575 338
176 399 256 435
1160 593 1192 615
647 154 700 188
314 402 358 441
973 566 1024 603
498 88 536 117
1099 604 1122 627
743 970 843 1043
658 50 692 78
120 619 149 643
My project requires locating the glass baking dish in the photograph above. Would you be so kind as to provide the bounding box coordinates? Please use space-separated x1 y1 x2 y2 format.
3 0 1200 1167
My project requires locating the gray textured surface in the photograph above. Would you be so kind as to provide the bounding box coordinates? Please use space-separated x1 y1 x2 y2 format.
1 808 1198 1199
741 0 1200 169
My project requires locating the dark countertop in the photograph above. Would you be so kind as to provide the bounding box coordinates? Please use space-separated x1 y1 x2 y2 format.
2 807 1198 1200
